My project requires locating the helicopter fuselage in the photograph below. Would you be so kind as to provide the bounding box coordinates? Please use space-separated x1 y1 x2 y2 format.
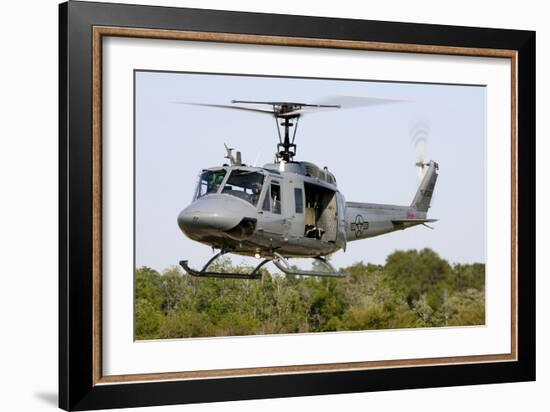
177 160 439 260
178 162 344 258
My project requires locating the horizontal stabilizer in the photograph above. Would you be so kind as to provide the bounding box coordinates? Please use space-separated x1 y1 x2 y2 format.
392 218 438 230
391 218 438 225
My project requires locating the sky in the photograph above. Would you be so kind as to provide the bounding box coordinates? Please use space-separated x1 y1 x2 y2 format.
135 70 486 272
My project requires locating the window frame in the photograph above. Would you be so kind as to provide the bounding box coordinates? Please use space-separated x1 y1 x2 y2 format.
270 181 282 214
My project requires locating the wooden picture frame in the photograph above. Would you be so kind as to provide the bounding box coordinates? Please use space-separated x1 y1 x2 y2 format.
59 1 535 410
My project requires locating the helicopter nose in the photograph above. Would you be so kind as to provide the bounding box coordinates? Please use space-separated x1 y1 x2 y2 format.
177 195 254 236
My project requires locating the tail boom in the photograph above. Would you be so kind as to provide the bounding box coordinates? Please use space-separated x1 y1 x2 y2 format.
344 160 439 242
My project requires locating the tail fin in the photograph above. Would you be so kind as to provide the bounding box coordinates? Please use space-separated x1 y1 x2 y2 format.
411 160 439 212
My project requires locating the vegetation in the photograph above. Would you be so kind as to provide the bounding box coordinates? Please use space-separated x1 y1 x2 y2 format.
135 248 485 340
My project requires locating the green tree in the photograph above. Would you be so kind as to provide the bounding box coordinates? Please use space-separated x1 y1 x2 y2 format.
385 248 452 310
134 249 486 340
135 298 162 339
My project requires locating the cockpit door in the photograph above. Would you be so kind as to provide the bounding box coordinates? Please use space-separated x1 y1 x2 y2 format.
335 192 347 251
256 177 285 237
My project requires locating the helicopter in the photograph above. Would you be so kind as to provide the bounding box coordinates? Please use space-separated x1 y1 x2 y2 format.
176 99 439 279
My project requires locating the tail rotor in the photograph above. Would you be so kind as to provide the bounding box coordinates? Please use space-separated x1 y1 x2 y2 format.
410 120 431 182
410 119 438 211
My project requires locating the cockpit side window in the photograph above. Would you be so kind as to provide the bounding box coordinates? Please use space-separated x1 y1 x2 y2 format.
195 169 226 199
222 170 265 206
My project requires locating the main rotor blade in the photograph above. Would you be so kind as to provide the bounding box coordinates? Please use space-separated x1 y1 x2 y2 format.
281 106 341 117
316 95 405 109
174 102 274 115
175 96 404 118
281 96 405 116
232 100 340 108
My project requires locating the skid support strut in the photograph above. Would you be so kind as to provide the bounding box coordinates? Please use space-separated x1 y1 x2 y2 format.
272 252 346 277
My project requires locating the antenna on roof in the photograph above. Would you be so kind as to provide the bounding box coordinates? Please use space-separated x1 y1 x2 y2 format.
224 143 243 166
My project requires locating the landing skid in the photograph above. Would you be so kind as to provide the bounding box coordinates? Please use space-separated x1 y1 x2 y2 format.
179 251 269 279
180 251 347 279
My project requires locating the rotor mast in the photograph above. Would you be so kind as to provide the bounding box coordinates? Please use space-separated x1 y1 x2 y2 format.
232 100 340 162
275 105 299 162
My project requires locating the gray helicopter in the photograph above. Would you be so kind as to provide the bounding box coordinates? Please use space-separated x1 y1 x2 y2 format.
177 100 438 279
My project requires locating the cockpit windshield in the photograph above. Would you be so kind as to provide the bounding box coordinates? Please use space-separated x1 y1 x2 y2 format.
222 170 264 206
195 169 227 199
